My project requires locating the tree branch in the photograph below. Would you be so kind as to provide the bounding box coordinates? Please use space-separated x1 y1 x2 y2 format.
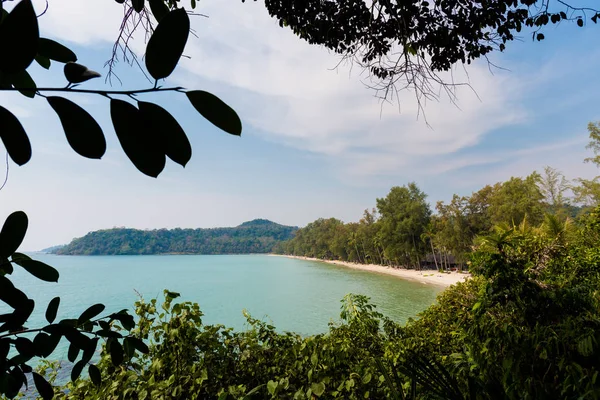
0 87 185 96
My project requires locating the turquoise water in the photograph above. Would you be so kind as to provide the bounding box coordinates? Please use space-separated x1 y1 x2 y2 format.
3 254 441 361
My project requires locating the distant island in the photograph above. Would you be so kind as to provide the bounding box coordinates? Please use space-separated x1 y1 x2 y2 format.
53 219 298 255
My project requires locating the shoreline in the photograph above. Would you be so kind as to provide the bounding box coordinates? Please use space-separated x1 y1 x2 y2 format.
274 255 470 288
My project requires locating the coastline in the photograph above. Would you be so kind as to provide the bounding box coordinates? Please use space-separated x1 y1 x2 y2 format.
274 255 470 288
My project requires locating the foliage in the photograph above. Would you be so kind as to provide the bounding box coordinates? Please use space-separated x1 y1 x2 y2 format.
51 291 409 400
258 0 599 103
0 212 148 400
54 220 297 255
376 184 431 268
0 0 244 398
574 122 600 206
0 0 242 179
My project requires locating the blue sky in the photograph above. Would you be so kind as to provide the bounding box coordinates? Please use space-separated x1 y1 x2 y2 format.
1 0 599 250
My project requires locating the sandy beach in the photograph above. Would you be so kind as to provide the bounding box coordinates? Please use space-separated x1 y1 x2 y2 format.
275 255 470 287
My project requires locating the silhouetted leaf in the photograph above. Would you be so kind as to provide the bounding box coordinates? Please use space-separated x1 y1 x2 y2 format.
0 338 9 359
7 69 36 98
149 0 169 22
64 62 101 84
71 359 85 381
0 106 31 166
0 211 28 258
109 311 135 331
68 342 80 362
33 332 61 358
109 339 124 366
35 54 51 69
47 96 106 159
110 99 165 177
123 337 135 358
145 8 189 80
81 337 98 364
38 38 77 63
128 337 149 354
0 0 39 74
46 297 60 323
10 298 34 328
139 101 191 167
0 276 28 310
32 372 53 400
11 252 31 262
132 0 144 12
186 91 242 136
78 303 105 324
96 329 123 338
5 369 23 398
15 259 59 282
15 337 35 359
89 364 101 386
64 328 91 351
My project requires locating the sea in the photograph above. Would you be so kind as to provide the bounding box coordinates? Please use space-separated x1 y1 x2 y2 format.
4 254 441 362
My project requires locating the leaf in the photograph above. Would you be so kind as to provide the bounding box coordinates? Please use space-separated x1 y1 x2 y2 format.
8 69 36 98
46 297 60 323
138 101 191 167
32 372 54 400
68 342 80 362
128 337 149 354
15 337 35 359
149 0 169 22
186 91 242 136
123 337 135 358
110 99 165 177
0 106 32 165
267 380 278 395
0 211 28 258
15 259 59 282
33 332 61 358
145 8 189 80
78 303 105 324
109 339 124 366
63 62 101 84
47 96 106 159
89 364 101 386
577 18 584 27
311 382 326 397
81 337 98 364
0 0 39 74
0 276 28 309
38 38 77 63
132 0 145 13
71 359 85 381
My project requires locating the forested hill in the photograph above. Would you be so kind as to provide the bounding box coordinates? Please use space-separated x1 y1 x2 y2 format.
54 219 298 255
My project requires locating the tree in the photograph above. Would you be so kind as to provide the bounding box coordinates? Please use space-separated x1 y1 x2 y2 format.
574 122 600 207
0 0 243 398
539 166 570 215
487 173 545 226
259 0 599 106
376 183 431 268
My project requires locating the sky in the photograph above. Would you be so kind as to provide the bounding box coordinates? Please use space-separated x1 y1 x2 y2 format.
1 0 600 250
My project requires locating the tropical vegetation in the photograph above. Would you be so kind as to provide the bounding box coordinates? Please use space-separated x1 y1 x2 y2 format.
54 220 297 255
276 129 600 271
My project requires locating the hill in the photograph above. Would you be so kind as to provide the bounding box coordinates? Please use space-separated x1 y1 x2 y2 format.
54 220 298 255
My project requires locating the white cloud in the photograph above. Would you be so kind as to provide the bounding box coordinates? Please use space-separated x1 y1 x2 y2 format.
31 0 598 187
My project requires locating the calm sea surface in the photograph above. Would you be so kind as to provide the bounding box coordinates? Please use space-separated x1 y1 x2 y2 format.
4 254 441 361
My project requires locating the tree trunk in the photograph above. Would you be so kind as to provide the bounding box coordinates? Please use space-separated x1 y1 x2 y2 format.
430 240 439 271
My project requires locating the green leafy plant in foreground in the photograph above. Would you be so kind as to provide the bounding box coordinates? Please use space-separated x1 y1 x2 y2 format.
0 211 149 399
